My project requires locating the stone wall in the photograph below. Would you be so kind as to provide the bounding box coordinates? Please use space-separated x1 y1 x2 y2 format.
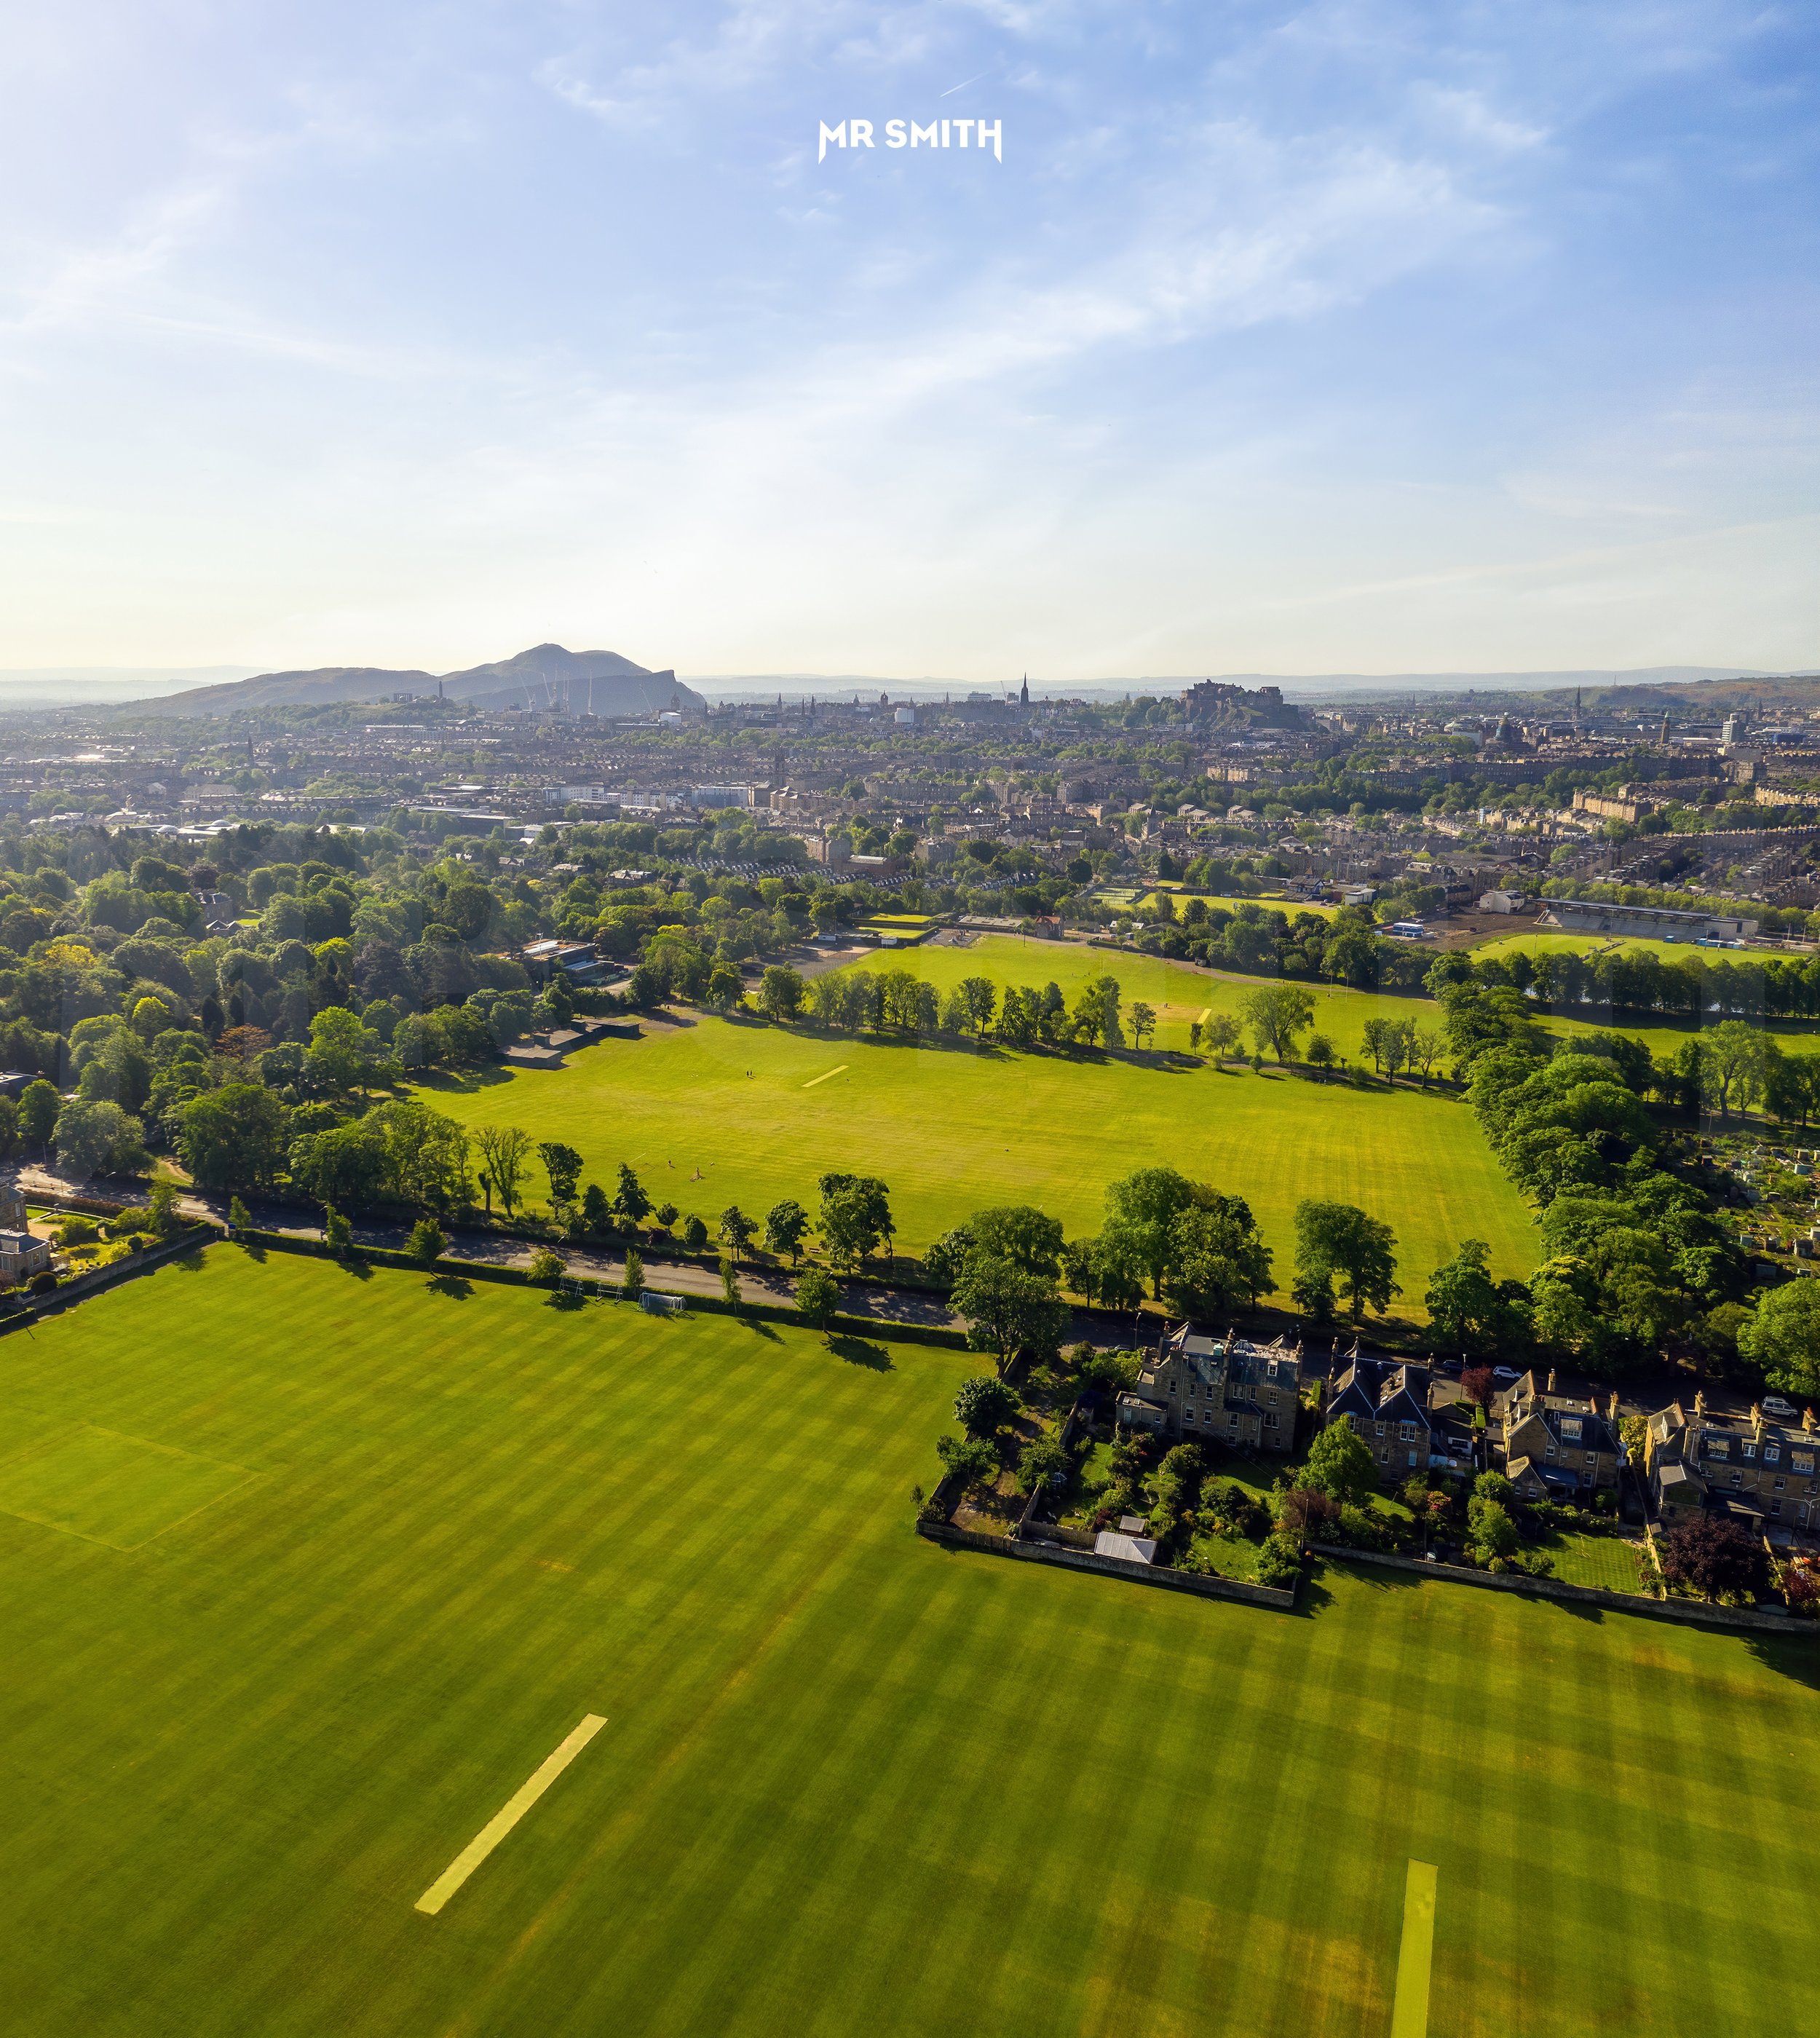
919 1520 1298 1611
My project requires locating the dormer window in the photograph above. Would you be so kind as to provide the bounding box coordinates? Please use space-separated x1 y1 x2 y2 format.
1561 1418 1582 1439
1765 1445 1781 1464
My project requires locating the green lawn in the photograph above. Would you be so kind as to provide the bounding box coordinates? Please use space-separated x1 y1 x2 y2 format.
1471 930 1751 966
1543 1528 1654 1594
417 938 1539 1303
0 1250 1811 2037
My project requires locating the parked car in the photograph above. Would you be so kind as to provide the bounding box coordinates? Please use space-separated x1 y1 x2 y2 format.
1762 1396 1800 1419
1492 1365 1521 1383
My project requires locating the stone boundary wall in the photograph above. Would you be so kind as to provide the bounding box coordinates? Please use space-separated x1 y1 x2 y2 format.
919 1520 1298 1611
1307 1542 1811 1637
0 1225 216 1335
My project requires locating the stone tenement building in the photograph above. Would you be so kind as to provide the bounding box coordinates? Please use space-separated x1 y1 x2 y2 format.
1117 1326 1301 1451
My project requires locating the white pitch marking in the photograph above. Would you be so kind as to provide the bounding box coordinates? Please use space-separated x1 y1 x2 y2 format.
414 1714 607 1916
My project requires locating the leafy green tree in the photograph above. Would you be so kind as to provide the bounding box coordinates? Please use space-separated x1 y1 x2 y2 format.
52 1097 146 1180
1293 1199 1399 1323
18 1078 60 1157
1466 1493 1519 1567
934 1432 997 1494
180 1085 290 1193
951 1252 1070 1378
323 1206 352 1255
146 1177 182 1239
1061 1233 1146 1314
1305 1033 1335 1075
1702 1019 1771 1118
1302 1422 1378 1505
959 976 997 1038
966 1204 1064 1278
953 1374 1020 1436
817 1172 893 1271
1160 1197 1274 1320
288 1120 388 1211
1203 1013 1242 1061
527 1246 567 1283
1425 1239 1511 1359
1237 983 1315 1062
1128 1001 1157 1050
719 1206 756 1261
582 1182 611 1232
614 1162 652 1230
681 1213 709 1252
472 1123 532 1216
537 1141 584 1220
764 1198 809 1263
705 960 745 1011
227 1195 251 1234
795 1265 840 1332
622 1248 644 1300
304 1005 388 1098
405 1216 446 1263
1016 1434 1072 1495
719 1253 741 1310
1737 1279 1820 1401
757 964 806 1022
1101 1166 1198 1296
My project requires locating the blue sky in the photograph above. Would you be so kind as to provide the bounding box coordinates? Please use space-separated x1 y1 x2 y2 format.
0 0 1814 680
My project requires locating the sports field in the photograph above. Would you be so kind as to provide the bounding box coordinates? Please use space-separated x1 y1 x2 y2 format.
418 939 1539 1298
1470 930 1744 966
0 1249 1810 2037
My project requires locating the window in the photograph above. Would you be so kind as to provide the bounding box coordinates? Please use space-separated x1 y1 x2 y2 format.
1765 1445 1781 1464
1730 1471 1744 1487
1586 1453 1597 1466
1545 1442 1556 1458
1398 1422 1415 1441
1770 1499 1783 1517
1561 1417 1582 1440
1774 1477 1787 1491
1264 1412 1279 1429
1744 1444 1757 1461
1227 1413 1239 1429
1375 1421 1385 1437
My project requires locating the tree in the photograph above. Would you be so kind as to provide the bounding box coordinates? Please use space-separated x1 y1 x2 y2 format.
959 976 997 1038
180 1086 290 1193
764 1198 810 1263
1016 1434 1072 1495
1736 1279 1820 1402
1466 1493 1519 1567
289 1120 388 1212
1061 1232 1147 1314
53 1097 146 1180
966 1204 1064 1278
324 1206 352 1255
1409 1026 1444 1085
304 1006 388 1098
1460 1365 1497 1413
681 1213 709 1252
1237 983 1315 1063
1425 1239 1508 1359
1128 1001 1157 1050
527 1247 567 1283
719 1206 756 1261
1160 1196 1274 1319
719 1253 741 1310
705 960 745 1012
582 1182 611 1233
953 1374 1020 1436
1306 1033 1335 1075
622 1248 644 1301
757 964 806 1022
366 1100 470 1213
146 1177 182 1239
951 1253 1071 1378
817 1172 893 1271
934 1433 997 1494
1203 1013 1242 1061
473 1124 532 1216
1302 1422 1378 1504
614 1163 652 1231
1658 1513 1768 1600
1101 1166 1198 1296
405 1216 446 1263
1293 1199 1400 1323
538 1141 585 1220
795 1265 840 1332
19 1078 60 1157
227 1195 251 1234
1702 1019 1771 1118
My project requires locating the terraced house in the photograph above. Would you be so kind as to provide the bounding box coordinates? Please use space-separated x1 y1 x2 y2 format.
1495 1372 1623 1498
1322 1354 1477 1478
1117 1327 1300 1451
1645 1395 1820 1545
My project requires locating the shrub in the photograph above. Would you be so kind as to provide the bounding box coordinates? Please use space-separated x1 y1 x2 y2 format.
527 1247 567 1284
1254 1536 1302 1590
324 1207 352 1255
52 1216 100 1247
954 1375 1020 1437
681 1214 708 1252
1277 1485 1341 1541
622 1248 644 1301
405 1217 446 1264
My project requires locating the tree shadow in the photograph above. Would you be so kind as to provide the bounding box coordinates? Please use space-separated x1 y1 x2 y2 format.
412 1066 513 1096
545 1287 587 1310
172 1249 206 1273
235 1239 267 1263
829 1333 894 1371
743 1318 782 1342
1746 1631 1820 1689
427 1273 473 1300
335 1255 374 1281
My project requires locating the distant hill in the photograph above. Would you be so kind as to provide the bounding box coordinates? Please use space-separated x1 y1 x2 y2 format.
127 644 703 719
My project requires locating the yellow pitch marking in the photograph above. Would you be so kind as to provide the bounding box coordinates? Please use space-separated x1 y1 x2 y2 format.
1390 1859 1438 2038
802 1065 848 1089
414 1714 607 1916
1196 1007 1211 1023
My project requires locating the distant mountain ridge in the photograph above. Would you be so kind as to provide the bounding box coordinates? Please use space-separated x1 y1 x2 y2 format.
126 644 703 718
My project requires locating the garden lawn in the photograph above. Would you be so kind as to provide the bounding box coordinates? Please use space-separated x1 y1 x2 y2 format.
0 1248 1811 2038
1543 1528 1654 1595
416 939 1539 1304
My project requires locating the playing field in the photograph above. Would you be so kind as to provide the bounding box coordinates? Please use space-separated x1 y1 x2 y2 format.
417 939 1539 1299
0 1251 1809 2037
1470 930 1745 966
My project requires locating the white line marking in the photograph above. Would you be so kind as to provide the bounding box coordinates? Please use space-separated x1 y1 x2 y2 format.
414 1714 607 1916
802 1065 848 1089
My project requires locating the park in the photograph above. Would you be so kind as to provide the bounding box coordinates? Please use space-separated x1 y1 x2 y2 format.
0 1246 1809 2037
